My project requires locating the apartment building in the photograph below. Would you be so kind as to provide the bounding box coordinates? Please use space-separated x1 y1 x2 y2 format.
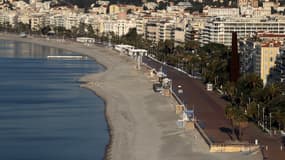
109 4 126 15
100 19 136 36
17 12 30 24
239 38 257 73
158 20 175 42
272 48 285 83
257 32 285 41
174 17 188 46
49 14 64 28
204 7 239 17
143 2 157 10
253 40 281 85
240 6 271 17
145 19 159 42
89 5 107 14
238 0 258 8
64 13 80 30
135 18 146 36
30 13 45 30
0 10 17 27
185 16 207 42
201 16 285 46
29 0 42 5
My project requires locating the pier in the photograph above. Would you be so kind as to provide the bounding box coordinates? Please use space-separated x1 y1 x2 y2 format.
47 56 86 60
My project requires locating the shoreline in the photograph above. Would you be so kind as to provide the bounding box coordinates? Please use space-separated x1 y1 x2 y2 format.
79 85 113 160
0 34 262 160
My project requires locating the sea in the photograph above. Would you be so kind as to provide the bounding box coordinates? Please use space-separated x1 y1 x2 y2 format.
0 40 109 160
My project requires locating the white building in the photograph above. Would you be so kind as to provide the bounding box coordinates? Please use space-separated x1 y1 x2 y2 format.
101 19 136 36
240 6 271 17
0 10 17 27
29 0 42 5
253 40 281 85
201 16 285 46
30 13 45 30
143 2 158 10
158 20 175 42
89 5 107 14
50 14 65 28
209 7 239 17
145 19 159 42
64 13 80 30
17 13 30 24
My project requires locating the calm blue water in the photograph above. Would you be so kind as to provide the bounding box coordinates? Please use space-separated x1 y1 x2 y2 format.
0 40 109 160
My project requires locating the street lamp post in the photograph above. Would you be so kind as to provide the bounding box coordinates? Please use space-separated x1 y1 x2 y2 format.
263 107 265 130
269 112 272 135
257 104 260 125
177 85 185 110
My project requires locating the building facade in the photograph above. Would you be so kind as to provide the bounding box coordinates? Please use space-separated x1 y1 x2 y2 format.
253 41 281 85
201 16 285 46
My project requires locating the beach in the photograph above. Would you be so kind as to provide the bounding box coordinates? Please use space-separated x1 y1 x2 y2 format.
0 34 262 160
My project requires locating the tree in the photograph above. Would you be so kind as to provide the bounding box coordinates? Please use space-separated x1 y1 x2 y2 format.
267 95 285 130
164 39 174 54
78 22 87 36
247 101 258 120
157 1 168 10
236 73 263 105
198 43 230 85
226 104 248 140
14 22 31 33
185 40 200 52
127 9 132 14
86 24 95 37
224 81 237 102
41 26 51 35
174 45 185 55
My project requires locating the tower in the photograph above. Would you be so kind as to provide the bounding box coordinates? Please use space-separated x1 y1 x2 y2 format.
230 32 240 82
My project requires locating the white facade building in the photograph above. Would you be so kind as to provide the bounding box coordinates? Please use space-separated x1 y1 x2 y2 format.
102 19 136 36
0 10 17 27
201 16 285 46
206 7 239 17
31 13 45 30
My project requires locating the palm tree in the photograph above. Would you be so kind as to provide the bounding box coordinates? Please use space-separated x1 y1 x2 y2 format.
225 104 237 139
272 110 285 131
224 82 236 102
265 83 281 101
225 104 248 140
247 101 258 120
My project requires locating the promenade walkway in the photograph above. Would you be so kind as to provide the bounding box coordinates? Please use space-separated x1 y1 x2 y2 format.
143 56 285 160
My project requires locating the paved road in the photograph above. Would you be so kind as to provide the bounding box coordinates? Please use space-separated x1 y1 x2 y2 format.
143 56 235 143
143 56 285 160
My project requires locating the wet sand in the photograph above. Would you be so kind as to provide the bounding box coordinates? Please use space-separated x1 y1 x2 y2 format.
0 34 262 160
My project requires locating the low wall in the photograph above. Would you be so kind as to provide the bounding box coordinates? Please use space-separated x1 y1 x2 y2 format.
210 143 260 152
194 121 213 146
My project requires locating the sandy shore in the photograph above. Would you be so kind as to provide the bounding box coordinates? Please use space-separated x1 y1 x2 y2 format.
0 34 262 160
